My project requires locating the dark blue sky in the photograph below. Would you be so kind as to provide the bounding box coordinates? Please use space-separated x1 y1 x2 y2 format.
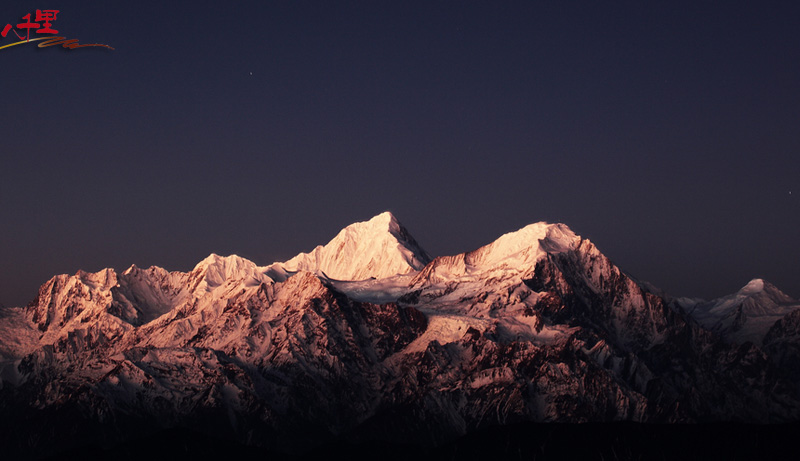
1 1 798 307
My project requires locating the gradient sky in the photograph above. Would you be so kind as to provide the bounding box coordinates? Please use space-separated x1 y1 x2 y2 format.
1 1 798 307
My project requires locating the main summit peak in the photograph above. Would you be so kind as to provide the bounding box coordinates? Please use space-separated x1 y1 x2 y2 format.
268 211 431 282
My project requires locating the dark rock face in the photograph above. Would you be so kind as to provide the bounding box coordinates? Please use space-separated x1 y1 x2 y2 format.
763 309 800 386
521 245 798 424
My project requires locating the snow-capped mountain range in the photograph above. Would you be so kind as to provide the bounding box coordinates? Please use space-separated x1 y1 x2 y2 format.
1 212 798 457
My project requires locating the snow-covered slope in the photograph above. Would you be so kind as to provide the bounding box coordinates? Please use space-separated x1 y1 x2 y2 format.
111 264 190 325
265 212 430 282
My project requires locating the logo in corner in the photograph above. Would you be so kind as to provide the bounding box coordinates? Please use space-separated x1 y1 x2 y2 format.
1 10 114 52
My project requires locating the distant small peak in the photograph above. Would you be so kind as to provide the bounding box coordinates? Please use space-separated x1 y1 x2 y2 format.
736 278 795 303
739 278 765 295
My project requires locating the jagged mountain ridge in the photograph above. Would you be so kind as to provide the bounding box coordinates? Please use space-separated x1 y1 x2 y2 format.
0 211 799 457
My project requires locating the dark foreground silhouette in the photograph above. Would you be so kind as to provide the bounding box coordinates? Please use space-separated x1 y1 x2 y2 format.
39 421 799 461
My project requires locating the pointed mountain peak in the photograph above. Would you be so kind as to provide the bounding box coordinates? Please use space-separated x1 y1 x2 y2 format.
739 278 766 295
736 278 795 304
194 252 225 269
341 211 406 239
466 221 580 269
270 212 430 282
368 210 398 225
